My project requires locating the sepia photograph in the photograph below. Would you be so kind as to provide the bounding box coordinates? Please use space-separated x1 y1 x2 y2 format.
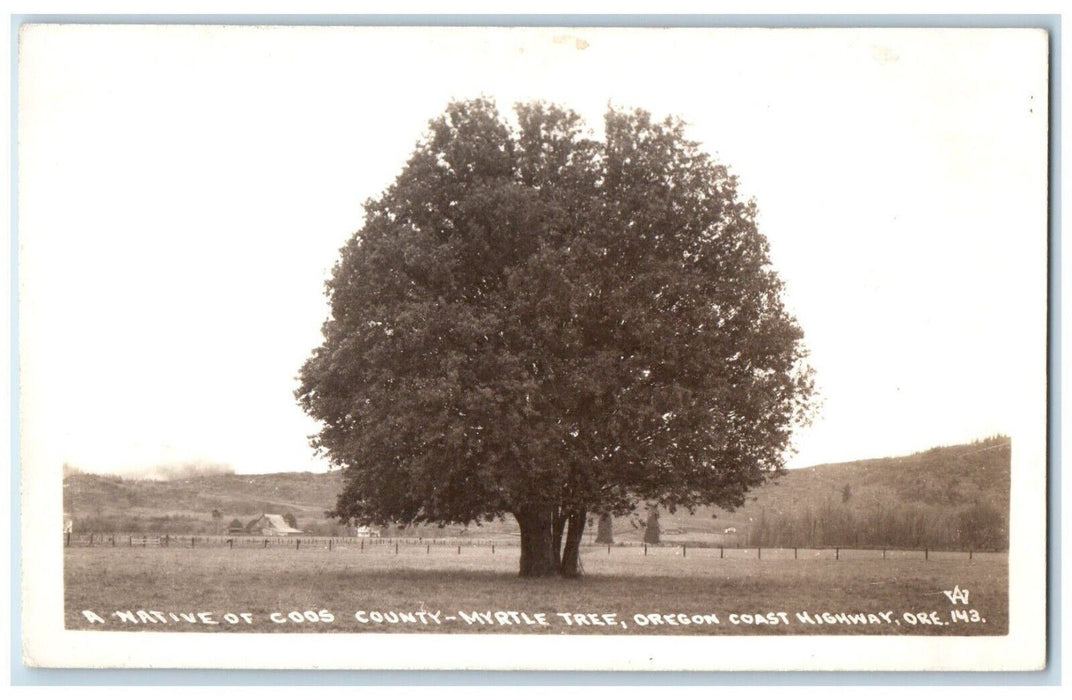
16 23 1049 672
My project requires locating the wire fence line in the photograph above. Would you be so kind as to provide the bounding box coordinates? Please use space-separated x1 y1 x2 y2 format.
63 532 1004 561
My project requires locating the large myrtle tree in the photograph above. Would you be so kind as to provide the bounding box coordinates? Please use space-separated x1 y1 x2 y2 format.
297 99 814 578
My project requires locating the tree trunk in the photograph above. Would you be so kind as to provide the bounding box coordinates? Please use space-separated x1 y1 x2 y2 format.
551 509 567 570
516 508 557 577
595 512 613 544
559 509 587 578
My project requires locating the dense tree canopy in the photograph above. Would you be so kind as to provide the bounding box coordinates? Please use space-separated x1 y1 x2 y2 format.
296 98 814 577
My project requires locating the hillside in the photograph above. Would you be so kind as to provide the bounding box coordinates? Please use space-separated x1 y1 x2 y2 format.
63 471 348 536
653 435 1010 550
63 436 1010 548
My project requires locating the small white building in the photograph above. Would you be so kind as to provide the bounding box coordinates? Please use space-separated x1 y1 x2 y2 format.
356 526 381 538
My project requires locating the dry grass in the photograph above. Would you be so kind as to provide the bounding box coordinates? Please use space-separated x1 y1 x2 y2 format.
65 544 1007 636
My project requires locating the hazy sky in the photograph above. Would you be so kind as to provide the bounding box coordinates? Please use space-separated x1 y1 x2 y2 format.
18 26 1048 475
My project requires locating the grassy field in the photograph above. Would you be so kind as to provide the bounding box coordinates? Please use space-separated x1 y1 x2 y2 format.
65 544 1007 636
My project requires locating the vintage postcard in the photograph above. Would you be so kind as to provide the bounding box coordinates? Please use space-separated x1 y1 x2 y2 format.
17 24 1049 671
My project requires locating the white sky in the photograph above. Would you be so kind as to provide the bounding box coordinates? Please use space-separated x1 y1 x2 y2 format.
17 25 1048 475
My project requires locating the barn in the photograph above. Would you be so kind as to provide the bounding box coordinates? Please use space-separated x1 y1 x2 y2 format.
247 514 302 536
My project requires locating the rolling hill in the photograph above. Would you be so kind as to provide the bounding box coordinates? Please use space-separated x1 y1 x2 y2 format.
62 436 1010 549
653 435 1010 550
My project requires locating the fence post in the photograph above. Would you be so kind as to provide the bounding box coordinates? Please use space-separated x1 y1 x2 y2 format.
758 547 761 560
835 547 839 561
264 539 268 549
925 548 929 561
192 536 196 549
128 535 132 547
111 535 115 547
491 544 495 554
229 538 233 550
608 544 611 555
396 542 400 555
720 546 724 559
682 545 687 558
883 548 886 560
644 544 647 556
360 539 364 551
969 549 973 561
457 545 461 555
66 532 71 547
297 539 301 551
794 547 797 560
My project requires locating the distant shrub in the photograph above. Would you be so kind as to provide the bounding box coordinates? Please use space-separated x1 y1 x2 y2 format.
643 507 660 545
300 521 349 536
595 513 614 544
953 502 1007 550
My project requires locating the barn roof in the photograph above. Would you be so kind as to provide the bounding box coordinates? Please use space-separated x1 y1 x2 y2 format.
260 513 301 534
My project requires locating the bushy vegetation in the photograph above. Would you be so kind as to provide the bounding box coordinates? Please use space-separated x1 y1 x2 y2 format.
744 437 1010 551
643 507 661 545
74 513 210 535
594 513 614 544
746 499 1006 551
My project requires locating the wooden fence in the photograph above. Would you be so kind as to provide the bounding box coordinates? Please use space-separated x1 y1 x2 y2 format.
64 532 1002 561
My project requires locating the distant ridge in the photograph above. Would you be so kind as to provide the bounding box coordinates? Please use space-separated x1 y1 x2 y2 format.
674 435 1011 550
63 436 1010 548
